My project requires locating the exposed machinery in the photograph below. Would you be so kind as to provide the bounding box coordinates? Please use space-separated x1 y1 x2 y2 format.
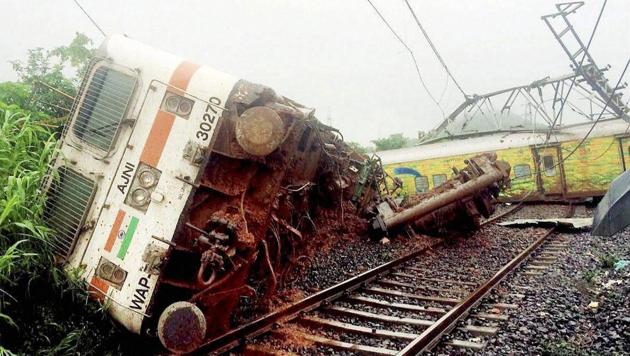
42 35 510 353
372 153 510 235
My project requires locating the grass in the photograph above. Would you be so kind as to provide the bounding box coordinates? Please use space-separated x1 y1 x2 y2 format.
0 102 155 354
542 341 590 356
0 103 104 352
582 269 597 284
0 103 55 325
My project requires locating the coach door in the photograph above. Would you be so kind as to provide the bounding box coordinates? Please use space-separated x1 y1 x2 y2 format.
620 137 630 171
534 146 565 196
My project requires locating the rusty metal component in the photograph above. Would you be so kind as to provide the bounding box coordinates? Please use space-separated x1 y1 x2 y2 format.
157 301 207 354
147 79 373 344
146 78 511 351
372 153 511 234
235 106 285 156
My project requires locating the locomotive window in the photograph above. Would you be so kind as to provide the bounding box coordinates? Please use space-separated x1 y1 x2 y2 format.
414 176 429 193
72 64 137 151
432 174 447 187
542 155 556 176
513 164 532 179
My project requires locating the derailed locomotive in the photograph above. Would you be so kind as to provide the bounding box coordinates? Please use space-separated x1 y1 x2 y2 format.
42 35 511 353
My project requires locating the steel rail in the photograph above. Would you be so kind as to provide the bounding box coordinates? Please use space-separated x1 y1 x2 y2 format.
480 202 525 226
198 202 538 354
198 240 444 354
398 204 574 355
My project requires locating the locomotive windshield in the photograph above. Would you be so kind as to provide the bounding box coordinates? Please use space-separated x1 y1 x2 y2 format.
72 63 136 151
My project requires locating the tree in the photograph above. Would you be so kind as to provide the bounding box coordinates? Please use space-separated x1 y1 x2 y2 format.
0 82 30 107
347 141 371 155
371 133 409 151
8 32 95 118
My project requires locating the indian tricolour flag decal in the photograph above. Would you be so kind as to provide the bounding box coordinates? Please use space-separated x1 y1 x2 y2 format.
104 209 139 260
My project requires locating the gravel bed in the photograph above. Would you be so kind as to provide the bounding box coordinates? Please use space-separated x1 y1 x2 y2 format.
433 205 628 355
283 235 433 294
232 233 434 325
330 299 440 325
501 202 570 221
247 204 565 354
481 228 629 355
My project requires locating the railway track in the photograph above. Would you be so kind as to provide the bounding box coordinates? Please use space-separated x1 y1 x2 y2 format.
199 204 574 355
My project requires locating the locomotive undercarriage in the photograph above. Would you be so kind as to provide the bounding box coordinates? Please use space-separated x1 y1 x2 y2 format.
147 81 371 347
145 82 512 352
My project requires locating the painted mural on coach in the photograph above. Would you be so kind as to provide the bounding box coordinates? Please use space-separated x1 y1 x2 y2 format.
378 118 630 202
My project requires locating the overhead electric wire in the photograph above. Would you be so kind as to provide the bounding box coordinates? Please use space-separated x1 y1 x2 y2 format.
438 72 449 103
508 57 629 203
521 0 609 198
591 122 630 161
403 0 467 99
72 0 106 37
365 0 445 118
543 0 607 144
559 58 629 163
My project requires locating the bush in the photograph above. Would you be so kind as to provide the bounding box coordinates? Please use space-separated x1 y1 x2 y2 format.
598 253 618 269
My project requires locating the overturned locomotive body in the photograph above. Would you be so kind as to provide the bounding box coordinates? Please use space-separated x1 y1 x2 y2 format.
42 35 510 353
42 35 377 352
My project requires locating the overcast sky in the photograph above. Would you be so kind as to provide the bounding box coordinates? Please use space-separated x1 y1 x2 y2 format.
1 0 628 145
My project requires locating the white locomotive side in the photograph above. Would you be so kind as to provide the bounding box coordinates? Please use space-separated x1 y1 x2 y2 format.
46 34 238 333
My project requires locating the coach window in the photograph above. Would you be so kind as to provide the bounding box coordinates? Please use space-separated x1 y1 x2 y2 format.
414 176 429 193
432 174 447 187
72 63 137 152
513 164 532 179
542 155 556 176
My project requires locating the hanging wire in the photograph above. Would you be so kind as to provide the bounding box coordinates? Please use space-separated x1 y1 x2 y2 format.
438 72 449 104
508 57 629 203
365 0 445 118
403 0 467 99
542 0 608 145
521 0 609 198
559 58 629 162
72 0 107 37
510 58 630 192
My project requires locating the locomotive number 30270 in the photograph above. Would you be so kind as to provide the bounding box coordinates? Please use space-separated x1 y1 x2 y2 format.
196 96 222 141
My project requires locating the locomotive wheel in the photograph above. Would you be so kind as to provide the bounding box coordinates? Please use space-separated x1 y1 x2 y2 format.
157 301 207 354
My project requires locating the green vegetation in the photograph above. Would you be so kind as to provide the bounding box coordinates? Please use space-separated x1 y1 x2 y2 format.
10 33 94 118
0 33 149 354
582 269 597 283
542 341 590 356
598 253 619 269
0 102 56 302
347 141 371 155
371 133 410 151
